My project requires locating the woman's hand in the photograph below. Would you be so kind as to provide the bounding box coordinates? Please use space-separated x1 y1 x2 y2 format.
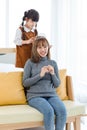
47 65 54 75
40 65 54 77
40 66 49 77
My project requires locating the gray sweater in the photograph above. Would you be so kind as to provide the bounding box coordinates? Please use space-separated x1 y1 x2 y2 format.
23 57 60 100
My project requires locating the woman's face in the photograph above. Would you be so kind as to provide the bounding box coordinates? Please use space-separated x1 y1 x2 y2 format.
37 44 49 57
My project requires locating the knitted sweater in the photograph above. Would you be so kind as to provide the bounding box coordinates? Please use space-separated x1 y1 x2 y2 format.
23 57 60 100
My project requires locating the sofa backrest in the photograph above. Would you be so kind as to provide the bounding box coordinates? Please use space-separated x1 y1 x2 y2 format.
0 69 74 106
56 69 74 101
0 71 27 105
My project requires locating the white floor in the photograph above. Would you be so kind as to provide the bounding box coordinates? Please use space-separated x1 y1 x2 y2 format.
81 117 87 130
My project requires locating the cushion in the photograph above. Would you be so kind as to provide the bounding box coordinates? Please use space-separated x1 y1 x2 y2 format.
63 100 86 117
0 102 86 124
56 69 68 100
0 105 43 124
0 71 26 105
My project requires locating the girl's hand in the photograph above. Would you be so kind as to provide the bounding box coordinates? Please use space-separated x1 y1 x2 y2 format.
40 66 49 77
22 37 35 45
47 65 54 75
27 37 35 44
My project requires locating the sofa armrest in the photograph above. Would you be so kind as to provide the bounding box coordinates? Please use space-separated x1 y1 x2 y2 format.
66 76 74 101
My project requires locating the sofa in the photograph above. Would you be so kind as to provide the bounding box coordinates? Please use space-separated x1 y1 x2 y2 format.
0 48 87 130
0 68 87 130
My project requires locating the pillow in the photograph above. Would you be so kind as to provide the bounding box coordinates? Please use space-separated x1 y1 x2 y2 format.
0 71 26 105
56 69 68 100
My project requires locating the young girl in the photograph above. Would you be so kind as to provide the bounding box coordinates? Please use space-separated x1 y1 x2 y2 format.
14 9 39 68
23 36 67 130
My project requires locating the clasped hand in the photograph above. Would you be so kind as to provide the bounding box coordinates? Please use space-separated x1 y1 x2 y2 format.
40 65 54 77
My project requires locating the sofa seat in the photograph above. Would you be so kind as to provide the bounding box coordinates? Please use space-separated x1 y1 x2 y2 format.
0 101 86 125
63 100 86 117
0 105 43 124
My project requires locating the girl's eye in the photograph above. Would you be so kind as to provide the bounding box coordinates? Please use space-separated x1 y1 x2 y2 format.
38 46 41 49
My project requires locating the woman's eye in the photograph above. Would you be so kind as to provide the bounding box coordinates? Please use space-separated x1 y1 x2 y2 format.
38 47 41 49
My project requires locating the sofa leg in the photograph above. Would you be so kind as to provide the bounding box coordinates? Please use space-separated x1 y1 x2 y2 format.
66 123 71 130
74 117 80 130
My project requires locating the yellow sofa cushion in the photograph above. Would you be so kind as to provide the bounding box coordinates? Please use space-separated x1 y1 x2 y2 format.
0 69 68 105
56 69 68 100
0 71 26 105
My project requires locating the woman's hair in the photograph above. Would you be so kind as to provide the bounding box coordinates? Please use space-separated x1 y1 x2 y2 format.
31 36 50 63
22 9 39 26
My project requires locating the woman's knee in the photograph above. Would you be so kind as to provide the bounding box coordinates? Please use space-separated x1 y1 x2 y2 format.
57 104 67 118
29 97 54 117
42 105 54 118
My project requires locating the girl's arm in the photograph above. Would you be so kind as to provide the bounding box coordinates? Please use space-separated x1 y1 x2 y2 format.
14 28 35 45
22 37 35 45
14 28 22 45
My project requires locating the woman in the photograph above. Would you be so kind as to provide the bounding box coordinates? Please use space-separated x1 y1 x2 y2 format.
23 36 67 130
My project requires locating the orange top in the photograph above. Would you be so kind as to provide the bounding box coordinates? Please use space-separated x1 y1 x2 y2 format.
15 27 37 68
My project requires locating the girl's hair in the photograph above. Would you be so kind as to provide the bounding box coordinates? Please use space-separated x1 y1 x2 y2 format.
31 36 50 63
22 9 39 26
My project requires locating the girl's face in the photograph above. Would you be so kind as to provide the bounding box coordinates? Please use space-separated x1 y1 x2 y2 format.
26 19 37 30
37 44 49 58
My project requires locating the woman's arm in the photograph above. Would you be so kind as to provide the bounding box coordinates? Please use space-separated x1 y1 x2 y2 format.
50 61 61 88
23 60 41 87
